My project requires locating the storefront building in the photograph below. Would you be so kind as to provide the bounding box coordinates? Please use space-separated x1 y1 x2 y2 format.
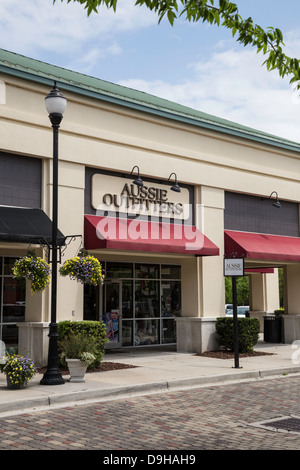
0 49 300 366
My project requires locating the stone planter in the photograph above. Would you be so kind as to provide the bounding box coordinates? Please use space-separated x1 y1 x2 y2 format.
66 358 87 382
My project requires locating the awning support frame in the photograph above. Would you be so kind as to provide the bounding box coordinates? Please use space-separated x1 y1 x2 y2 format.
32 234 82 263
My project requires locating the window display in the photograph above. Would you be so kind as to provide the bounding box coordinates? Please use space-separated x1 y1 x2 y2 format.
86 261 181 348
135 319 159 345
135 281 159 318
135 263 159 279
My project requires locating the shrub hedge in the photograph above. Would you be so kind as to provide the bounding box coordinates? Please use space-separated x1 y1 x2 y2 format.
215 317 260 353
57 320 108 368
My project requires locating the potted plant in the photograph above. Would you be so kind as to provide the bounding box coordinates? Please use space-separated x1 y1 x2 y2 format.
59 249 105 286
0 354 36 389
58 332 98 382
12 250 51 294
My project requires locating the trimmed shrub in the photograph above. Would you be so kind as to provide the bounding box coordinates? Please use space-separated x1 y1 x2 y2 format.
215 317 260 353
274 308 285 316
58 321 108 368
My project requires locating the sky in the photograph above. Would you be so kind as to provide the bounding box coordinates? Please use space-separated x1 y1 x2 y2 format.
1 0 300 142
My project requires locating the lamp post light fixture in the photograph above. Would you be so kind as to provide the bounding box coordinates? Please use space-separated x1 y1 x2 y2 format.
40 82 66 386
269 191 281 209
168 172 181 193
131 165 143 187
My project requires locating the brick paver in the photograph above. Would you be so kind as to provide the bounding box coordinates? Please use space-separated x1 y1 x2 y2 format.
0 375 300 450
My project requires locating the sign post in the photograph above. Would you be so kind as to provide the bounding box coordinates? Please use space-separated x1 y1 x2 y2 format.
224 258 244 369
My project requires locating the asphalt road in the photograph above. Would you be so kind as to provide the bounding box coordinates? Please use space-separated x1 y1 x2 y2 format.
1 374 300 454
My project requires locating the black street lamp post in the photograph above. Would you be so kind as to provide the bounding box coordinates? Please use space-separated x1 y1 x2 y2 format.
40 82 67 386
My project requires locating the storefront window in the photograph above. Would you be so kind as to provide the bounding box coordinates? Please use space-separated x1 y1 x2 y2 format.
122 280 133 318
135 319 159 346
4 257 17 275
3 278 25 323
0 256 26 347
161 264 180 280
102 261 181 348
135 263 159 279
161 281 181 317
106 262 133 279
84 284 98 321
162 318 176 344
135 281 159 318
102 282 121 344
122 320 133 347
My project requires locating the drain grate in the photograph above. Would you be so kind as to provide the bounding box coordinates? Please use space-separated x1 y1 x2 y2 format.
250 416 300 434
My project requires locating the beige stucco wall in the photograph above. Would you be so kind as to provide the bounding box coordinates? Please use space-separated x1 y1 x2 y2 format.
1 78 300 201
285 265 300 315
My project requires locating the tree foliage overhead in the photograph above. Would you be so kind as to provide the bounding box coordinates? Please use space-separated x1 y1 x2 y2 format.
54 0 300 89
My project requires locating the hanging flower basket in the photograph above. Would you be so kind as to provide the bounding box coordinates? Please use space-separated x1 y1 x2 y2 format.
0 354 37 388
12 251 51 294
59 250 105 286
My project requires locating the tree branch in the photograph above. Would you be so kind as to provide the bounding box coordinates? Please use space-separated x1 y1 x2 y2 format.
53 0 300 88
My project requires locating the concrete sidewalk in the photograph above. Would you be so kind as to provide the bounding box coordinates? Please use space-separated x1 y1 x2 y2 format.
1 341 300 417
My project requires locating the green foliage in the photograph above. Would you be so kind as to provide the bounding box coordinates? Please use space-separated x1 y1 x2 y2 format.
58 332 98 366
216 317 260 353
12 251 51 294
59 252 105 286
58 320 108 368
0 354 37 385
53 0 300 89
274 308 284 317
225 275 249 305
278 267 284 308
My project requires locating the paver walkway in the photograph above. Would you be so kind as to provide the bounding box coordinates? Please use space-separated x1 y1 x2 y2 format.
0 374 299 451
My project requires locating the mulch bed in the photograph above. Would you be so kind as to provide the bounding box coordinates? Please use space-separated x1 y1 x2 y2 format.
37 362 138 375
196 350 274 359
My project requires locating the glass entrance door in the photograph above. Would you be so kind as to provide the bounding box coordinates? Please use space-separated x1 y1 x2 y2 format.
102 281 122 348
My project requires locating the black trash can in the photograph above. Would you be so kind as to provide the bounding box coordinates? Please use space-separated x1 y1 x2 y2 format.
263 315 282 343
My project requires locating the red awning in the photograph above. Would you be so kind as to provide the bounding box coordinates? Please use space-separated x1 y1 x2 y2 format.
225 230 300 262
84 215 219 256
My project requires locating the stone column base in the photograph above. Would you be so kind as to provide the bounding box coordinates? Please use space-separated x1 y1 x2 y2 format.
17 322 50 367
175 317 219 353
282 315 300 344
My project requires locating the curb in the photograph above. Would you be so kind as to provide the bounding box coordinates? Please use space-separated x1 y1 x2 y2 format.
1 365 300 416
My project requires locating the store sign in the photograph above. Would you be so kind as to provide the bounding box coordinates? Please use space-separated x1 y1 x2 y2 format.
224 258 244 277
92 174 191 220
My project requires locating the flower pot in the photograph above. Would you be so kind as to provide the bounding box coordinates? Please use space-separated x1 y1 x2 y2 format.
59 253 105 286
6 375 27 389
66 358 87 382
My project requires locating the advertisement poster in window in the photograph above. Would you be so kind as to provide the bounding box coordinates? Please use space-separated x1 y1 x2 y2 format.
103 310 119 343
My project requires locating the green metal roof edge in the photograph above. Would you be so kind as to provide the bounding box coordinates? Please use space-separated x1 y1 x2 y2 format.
0 49 299 153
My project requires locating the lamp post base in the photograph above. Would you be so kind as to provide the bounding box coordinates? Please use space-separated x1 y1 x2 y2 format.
40 368 65 385
40 321 65 385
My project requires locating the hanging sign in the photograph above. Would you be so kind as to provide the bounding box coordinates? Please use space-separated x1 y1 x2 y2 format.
224 258 244 277
224 258 244 369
